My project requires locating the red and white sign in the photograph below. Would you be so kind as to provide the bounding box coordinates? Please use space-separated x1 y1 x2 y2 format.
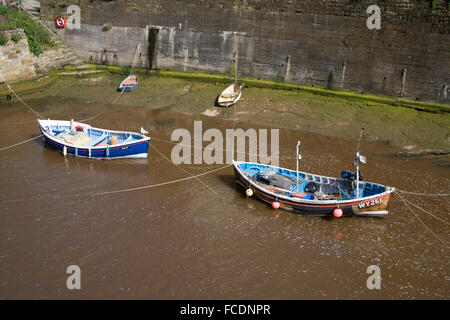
55 16 66 28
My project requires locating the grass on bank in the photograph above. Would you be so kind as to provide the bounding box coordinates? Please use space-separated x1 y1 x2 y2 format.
1 63 448 116
0 5 54 56
96 64 449 114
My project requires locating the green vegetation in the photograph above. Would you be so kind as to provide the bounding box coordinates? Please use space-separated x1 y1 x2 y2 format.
11 32 21 43
0 76 57 96
58 1 70 8
48 0 79 8
0 6 54 56
0 31 7 45
82 63 449 114
151 69 450 114
432 0 442 8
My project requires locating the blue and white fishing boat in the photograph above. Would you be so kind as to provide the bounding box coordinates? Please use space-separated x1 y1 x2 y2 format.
118 75 138 92
233 160 395 217
38 119 150 159
233 131 395 218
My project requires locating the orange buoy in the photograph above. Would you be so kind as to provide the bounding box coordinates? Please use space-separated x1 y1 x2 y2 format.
333 208 343 218
272 201 280 209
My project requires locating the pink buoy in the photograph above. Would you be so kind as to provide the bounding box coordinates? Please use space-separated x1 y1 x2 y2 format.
272 201 280 209
333 208 343 218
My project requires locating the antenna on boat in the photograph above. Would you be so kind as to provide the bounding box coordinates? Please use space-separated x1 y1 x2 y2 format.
233 48 238 84
354 128 366 198
296 140 301 192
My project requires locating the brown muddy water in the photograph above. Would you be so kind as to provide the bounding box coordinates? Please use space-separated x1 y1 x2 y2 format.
0 80 449 299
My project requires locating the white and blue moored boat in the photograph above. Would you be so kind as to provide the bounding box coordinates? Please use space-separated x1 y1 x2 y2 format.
38 119 150 159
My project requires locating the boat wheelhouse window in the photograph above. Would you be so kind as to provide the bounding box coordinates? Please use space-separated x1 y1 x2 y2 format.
328 178 337 184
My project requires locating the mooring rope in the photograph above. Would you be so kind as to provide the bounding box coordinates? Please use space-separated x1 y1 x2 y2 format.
150 135 286 160
110 43 141 105
0 134 43 151
0 73 45 119
400 196 450 226
396 192 448 248
0 71 46 151
150 144 219 195
78 43 140 122
0 100 106 153
396 189 449 197
0 119 39 127
0 41 142 152
94 163 232 196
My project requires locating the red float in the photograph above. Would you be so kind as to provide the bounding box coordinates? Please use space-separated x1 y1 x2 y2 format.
333 208 343 218
272 201 280 209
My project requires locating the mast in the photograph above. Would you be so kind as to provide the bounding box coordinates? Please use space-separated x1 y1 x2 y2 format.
296 141 301 192
355 128 364 198
234 48 238 84
356 150 360 198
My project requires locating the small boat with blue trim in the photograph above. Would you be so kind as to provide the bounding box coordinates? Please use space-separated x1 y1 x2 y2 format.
38 119 150 159
233 132 395 218
118 75 138 92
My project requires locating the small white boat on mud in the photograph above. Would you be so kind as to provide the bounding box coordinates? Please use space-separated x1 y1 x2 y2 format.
217 83 243 107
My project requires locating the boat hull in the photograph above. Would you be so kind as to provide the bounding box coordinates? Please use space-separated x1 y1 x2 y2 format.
118 84 137 92
118 75 138 92
233 163 394 217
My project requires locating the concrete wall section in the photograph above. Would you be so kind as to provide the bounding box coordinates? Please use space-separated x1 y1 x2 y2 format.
63 24 150 67
40 0 450 102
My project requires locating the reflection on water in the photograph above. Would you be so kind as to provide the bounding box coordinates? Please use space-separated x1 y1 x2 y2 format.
0 97 448 299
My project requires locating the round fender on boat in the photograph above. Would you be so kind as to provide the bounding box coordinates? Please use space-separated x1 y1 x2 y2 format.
305 182 318 194
272 201 280 209
333 208 343 218
246 188 254 197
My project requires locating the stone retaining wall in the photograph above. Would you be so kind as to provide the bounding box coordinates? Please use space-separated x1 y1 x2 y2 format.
0 29 36 82
39 0 450 102
0 28 75 82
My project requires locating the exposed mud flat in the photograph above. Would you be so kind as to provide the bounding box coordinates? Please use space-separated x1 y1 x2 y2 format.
0 75 448 299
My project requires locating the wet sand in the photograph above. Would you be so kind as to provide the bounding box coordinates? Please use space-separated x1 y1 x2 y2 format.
0 75 448 299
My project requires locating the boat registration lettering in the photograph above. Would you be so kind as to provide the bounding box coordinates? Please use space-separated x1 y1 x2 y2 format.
358 198 381 209
121 146 129 150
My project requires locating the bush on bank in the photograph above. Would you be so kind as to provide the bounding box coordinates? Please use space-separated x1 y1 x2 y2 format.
0 6 53 56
